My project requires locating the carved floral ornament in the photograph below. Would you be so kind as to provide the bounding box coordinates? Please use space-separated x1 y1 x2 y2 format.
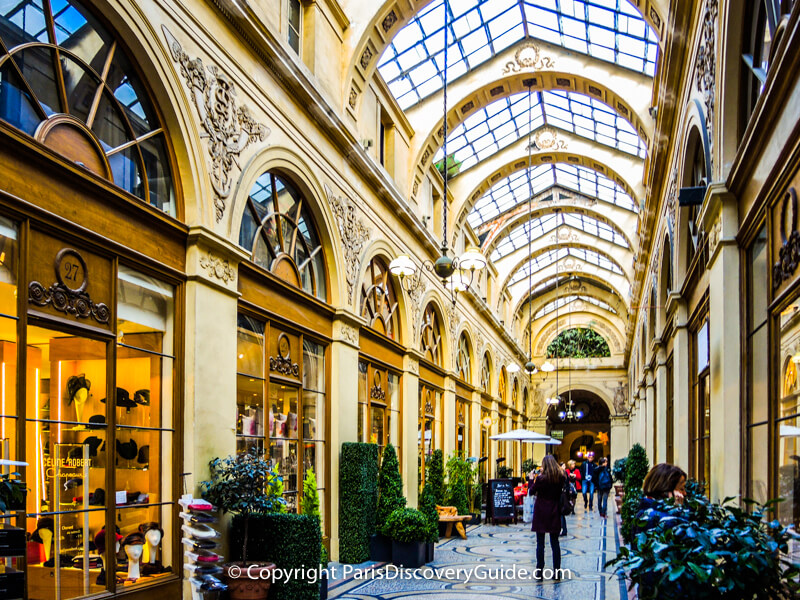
773 188 800 291
339 324 360 345
162 27 269 222
270 333 300 377
199 253 236 284
695 0 718 169
502 42 555 74
324 184 371 305
534 127 567 150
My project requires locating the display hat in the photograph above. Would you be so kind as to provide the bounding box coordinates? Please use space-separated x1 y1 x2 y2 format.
89 488 105 506
88 415 106 429
134 389 150 406
137 445 149 465
122 532 145 547
139 522 163 537
84 436 105 457
94 525 122 553
101 388 136 408
116 438 138 461
31 517 54 543
66 374 91 405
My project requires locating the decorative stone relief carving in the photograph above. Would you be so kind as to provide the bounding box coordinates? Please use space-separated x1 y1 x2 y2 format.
773 188 800 290
324 184 371 305
502 43 555 74
534 127 567 150
349 88 358 109
163 27 268 222
666 168 678 230
476 330 485 355
199 254 236 284
360 46 374 70
409 360 419 375
708 215 722 256
695 0 718 170
550 226 579 244
382 10 398 32
607 381 629 415
339 324 359 346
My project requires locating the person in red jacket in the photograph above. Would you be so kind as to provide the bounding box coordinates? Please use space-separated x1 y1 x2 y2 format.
564 460 581 515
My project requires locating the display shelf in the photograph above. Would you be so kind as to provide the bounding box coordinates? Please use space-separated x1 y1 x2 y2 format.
179 495 227 597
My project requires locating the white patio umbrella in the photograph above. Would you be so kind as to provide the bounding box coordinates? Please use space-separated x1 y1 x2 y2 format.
490 428 551 442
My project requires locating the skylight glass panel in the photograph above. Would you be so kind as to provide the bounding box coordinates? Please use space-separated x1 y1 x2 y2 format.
534 294 617 319
378 0 657 110
509 247 622 286
468 163 636 229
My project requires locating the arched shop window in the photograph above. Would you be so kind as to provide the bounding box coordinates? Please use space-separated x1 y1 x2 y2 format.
235 315 326 513
456 399 470 457
0 0 176 214
456 333 471 384
420 303 442 366
480 351 491 393
359 257 398 339
357 361 400 457
239 171 327 301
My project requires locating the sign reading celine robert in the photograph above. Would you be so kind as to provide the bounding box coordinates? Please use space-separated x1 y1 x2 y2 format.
773 187 800 292
27 231 113 328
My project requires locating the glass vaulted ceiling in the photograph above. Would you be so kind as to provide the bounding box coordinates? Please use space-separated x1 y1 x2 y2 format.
469 162 636 229
378 0 658 109
508 247 623 287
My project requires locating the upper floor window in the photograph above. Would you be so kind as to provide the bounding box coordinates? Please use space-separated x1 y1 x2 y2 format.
512 377 519 410
0 0 175 214
499 367 507 404
239 171 327 301
360 257 398 339
420 303 442 366
480 352 491 393
288 0 301 54
456 333 471 383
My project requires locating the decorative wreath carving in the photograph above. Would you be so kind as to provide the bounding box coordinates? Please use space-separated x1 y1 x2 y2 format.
773 188 800 291
502 43 555 74
269 333 300 377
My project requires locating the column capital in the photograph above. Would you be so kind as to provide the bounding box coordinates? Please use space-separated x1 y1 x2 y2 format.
332 310 366 348
700 183 740 267
187 225 249 297
610 415 630 426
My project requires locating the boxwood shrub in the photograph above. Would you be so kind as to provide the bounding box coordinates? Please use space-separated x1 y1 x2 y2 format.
230 513 321 600
339 442 379 563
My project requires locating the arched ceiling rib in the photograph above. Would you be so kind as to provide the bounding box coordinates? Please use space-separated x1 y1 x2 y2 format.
513 274 630 319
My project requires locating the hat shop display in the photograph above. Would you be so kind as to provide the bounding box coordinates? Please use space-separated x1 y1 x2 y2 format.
139 522 171 576
101 388 137 409
66 374 91 422
179 495 227 596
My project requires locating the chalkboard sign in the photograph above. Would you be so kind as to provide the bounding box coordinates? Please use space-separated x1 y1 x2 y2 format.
488 479 516 524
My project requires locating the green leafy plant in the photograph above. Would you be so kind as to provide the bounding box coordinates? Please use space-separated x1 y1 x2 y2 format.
612 458 627 483
0 472 25 514
339 442 379 563
376 444 406 535
522 459 537 475
426 450 445 506
546 327 611 358
200 447 286 564
418 481 440 543
608 495 800 599
385 508 430 543
446 453 477 514
620 444 649 543
301 467 328 565
497 466 513 479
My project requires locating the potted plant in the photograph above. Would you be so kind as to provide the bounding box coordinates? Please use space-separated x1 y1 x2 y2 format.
201 447 286 600
371 444 405 562
612 458 627 496
497 466 513 479
386 508 429 568
608 495 800 599
0 473 26 598
446 454 478 524
301 467 329 600
620 444 648 542
418 482 438 563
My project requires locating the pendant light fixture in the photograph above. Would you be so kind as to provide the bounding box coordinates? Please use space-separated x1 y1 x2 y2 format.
389 0 485 304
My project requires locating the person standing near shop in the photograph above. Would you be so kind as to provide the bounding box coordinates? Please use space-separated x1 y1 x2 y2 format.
579 454 596 510
593 457 613 518
565 460 581 515
530 455 566 580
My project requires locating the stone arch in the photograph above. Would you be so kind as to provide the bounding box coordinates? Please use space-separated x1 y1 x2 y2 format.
553 383 616 415
512 274 630 319
534 313 624 356
418 292 451 369
480 347 495 396
232 147 346 307
457 154 641 229
409 72 650 204
455 325 475 384
342 0 668 119
357 240 411 346
657 231 673 334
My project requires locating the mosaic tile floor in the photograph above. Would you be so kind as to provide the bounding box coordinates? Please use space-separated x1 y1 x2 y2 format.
330 501 627 600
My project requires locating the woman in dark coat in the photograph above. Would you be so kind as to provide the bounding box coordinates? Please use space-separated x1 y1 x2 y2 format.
530 454 565 579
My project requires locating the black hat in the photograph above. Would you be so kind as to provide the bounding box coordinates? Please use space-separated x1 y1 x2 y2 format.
134 389 150 405
139 522 163 537
88 415 106 429
122 532 145 547
89 488 105 506
101 388 136 408
116 438 138 461
137 445 149 465
66 374 91 405
94 525 122 553
32 517 54 543
84 436 105 457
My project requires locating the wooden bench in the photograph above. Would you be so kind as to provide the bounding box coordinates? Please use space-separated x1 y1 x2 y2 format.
436 505 471 539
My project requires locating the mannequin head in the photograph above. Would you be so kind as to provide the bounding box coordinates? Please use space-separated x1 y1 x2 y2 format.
122 532 145 560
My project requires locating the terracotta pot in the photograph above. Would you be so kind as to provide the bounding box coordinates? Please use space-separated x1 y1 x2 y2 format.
225 563 275 600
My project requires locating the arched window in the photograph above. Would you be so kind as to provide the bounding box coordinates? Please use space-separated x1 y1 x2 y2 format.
523 387 529 416
512 377 519 410
683 130 707 268
239 171 327 301
0 0 175 213
648 286 657 340
499 367 507 404
480 352 491 393
547 328 611 358
360 257 398 339
420 303 442 365
456 333 471 383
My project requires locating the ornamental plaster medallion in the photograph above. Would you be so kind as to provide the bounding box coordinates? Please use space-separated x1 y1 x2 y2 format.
502 42 555 74
382 10 398 33
324 184 371 305
534 127 567 151
695 0 718 170
163 27 268 222
199 254 236 284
